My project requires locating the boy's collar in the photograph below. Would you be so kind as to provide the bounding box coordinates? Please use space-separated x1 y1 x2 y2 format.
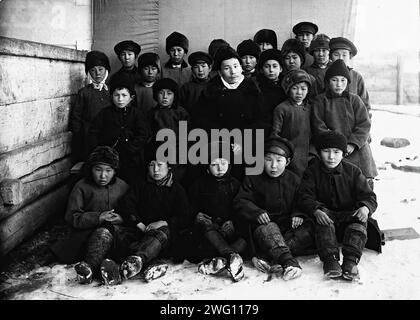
165 60 188 69
320 161 343 174
325 88 350 99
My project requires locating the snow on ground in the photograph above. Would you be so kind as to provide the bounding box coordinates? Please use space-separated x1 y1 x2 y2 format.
1 107 420 300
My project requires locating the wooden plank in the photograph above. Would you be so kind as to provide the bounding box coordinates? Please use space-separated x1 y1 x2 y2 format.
0 36 87 62
0 55 85 105
0 183 72 256
0 157 73 221
0 96 74 153
383 228 420 241
0 132 72 180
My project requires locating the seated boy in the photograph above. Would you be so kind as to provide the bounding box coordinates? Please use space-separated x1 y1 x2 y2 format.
110 40 141 86
253 29 278 52
134 52 161 114
236 39 261 80
234 136 314 281
296 131 379 281
161 31 192 87
292 21 318 69
189 141 246 282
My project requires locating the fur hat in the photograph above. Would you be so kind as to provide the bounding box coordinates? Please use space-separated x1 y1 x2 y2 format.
292 21 318 35
253 29 278 49
309 35 330 54
325 59 351 83
152 78 179 106
208 39 231 59
236 39 261 59
258 48 283 69
114 40 141 56
85 51 111 74
188 51 213 66
315 131 347 154
166 31 189 54
281 39 306 66
281 69 312 93
87 146 119 169
109 72 135 95
329 37 358 57
264 135 294 159
213 46 241 71
138 52 161 72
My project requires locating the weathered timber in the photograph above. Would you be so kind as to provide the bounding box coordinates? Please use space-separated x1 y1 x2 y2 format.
0 179 23 205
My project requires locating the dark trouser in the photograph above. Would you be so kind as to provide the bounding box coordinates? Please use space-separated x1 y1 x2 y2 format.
130 226 170 264
315 210 367 262
283 220 316 256
84 227 114 273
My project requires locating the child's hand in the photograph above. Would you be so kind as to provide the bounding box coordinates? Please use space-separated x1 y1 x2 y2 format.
136 222 146 232
231 143 242 154
108 213 123 225
196 212 212 222
346 144 356 156
257 212 271 225
313 209 334 226
99 210 116 223
145 220 168 232
291 217 304 229
353 206 369 223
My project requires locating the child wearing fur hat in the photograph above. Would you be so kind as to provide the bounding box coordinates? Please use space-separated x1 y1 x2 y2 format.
305 34 332 93
292 21 318 69
234 136 315 280
90 73 150 185
272 69 313 178
189 141 246 282
253 29 278 52
110 40 141 87
296 131 381 281
51 146 129 285
208 38 231 79
117 142 192 282
311 59 377 187
134 52 161 114
70 50 112 161
161 31 192 87
236 39 261 80
179 51 213 114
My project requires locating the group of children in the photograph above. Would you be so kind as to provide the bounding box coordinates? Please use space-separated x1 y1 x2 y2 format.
55 21 384 287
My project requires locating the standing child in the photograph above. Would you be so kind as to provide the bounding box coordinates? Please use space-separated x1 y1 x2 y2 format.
272 69 313 178
236 39 261 80
161 31 192 87
292 21 318 69
189 141 246 282
208 38 231 79
296 131 381 280
253 29 278 52
311 59 377 187
52 146 129 285
134 52 161 114
70 51 111 161
90 73 150 185
234 136 315 281
305 34 331 93
110 40 141 86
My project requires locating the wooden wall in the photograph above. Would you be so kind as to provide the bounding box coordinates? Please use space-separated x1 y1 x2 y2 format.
0 36 87 256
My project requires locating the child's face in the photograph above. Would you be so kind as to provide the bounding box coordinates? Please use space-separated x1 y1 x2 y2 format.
192 62 211 80
157 89 175 108
328 76 348 95
319 148 344 169
331 49 351 66
296 32 314 48
261 59 282 81
92 164 115 186
88 66 107 83
119 50 137 69
313 48 330 66
140 65 159 83
283 52 302 71
169 46 185 65
219 58 243 84
264 152 288 178
112 88 133 108
148 160 169 181
258 42 274 52
208 158 229 178
289 82 309 105
240 55 258 72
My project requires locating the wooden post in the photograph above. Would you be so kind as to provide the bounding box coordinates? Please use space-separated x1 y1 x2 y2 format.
396 54 404 105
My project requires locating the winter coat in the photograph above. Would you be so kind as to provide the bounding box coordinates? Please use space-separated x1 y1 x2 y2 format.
272 98 312 178
296 158 383 252
161 60 192 87
70 84 111 160
302 51 315 70
304 61 331 94
348 68 371 114
110 66 139 88
134 82 156 114
179 77 210 114
147 104 189 139
90 103 151 184
311 90 378 178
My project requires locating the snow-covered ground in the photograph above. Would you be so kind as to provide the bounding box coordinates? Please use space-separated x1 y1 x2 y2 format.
1 107 420 300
